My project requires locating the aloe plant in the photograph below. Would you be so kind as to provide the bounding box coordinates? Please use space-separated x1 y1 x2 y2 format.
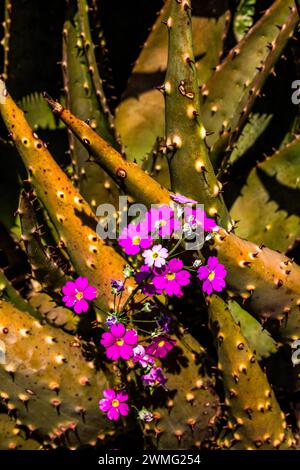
0 0 299 451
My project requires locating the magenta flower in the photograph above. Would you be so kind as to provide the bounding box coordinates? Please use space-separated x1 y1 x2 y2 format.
100 323 138 360
133 345 154 368
170 193 197 205
197 256 227 295
185 207 218 233
142 367 167 388
118 222 152 255
142 244 168 268
147 205 180 238
62 277 97 314
146 336 176 358
152 258 191 297
99 389 129 421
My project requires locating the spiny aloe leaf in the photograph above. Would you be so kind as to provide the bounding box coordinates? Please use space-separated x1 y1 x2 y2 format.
234 0 256 42
44 95 171 206
1 0 11 81
230 137 300 252
164 0 230 228
0 299 115 447
1 0 62 99
0 84 136 314
0 138 22 231
115 0 230 164
63 0 119 208
76 0 115 134
19 191 66 290
213 228 300 337
148 331 220 449
0 268 40 320
28 292 79 334
229 112 273 165
202 0 299 165
228 300 278 360
0 414 41 450
18 93 59 131
208 295 294 450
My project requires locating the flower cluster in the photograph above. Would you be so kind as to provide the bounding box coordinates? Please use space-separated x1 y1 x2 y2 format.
60 194 227 424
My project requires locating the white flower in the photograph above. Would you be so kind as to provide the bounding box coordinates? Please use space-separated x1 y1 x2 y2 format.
123 264 135 278
142 244 168 268
193 259 202 268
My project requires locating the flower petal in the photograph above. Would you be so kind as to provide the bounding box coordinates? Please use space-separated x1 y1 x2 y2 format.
99 398 111 412
118 403 129 416
83 285 97 300
103 389 116 400
106 345 121 360
207 256 219 270
197 266 209 280
74 299 89 314
124 329 138 346
62 296 76 307
100 332 115 348
107 407 120 421
62 281 76 296
110 323 126 338
202 279 213 295
120 344 134 360
75 277 89 291
116 391 128 402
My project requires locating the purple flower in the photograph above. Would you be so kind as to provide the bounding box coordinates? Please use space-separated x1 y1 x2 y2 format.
62 277 97 314
118 223 152 255
138 408 153 422
111 279 124 293
197 256 227 295
105 314 119 327
146 336 176 358
185 207 218 233
100 323 138 360
135 265 160 297
142 367 167 388
147 205 180 238
142 244 168 268
152 258 191 297
171 193 197 205
99 389 129 421
133 345 154 368
155 314 171 333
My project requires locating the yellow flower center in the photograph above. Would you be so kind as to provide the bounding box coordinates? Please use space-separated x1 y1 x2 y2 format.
112 399 120 407
152 252 159 259
159 220 167 227
166 272 175 280
75 291 83 300
116 339 124 346
158 340 165 347
208 271 215 281
132 236 141 245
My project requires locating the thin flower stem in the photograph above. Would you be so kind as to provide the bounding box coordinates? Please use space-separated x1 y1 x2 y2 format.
137 327 153 335
120 284 142 313
117 278 128 312
168 237 184 256
132 319 156 323
168 250 186 259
